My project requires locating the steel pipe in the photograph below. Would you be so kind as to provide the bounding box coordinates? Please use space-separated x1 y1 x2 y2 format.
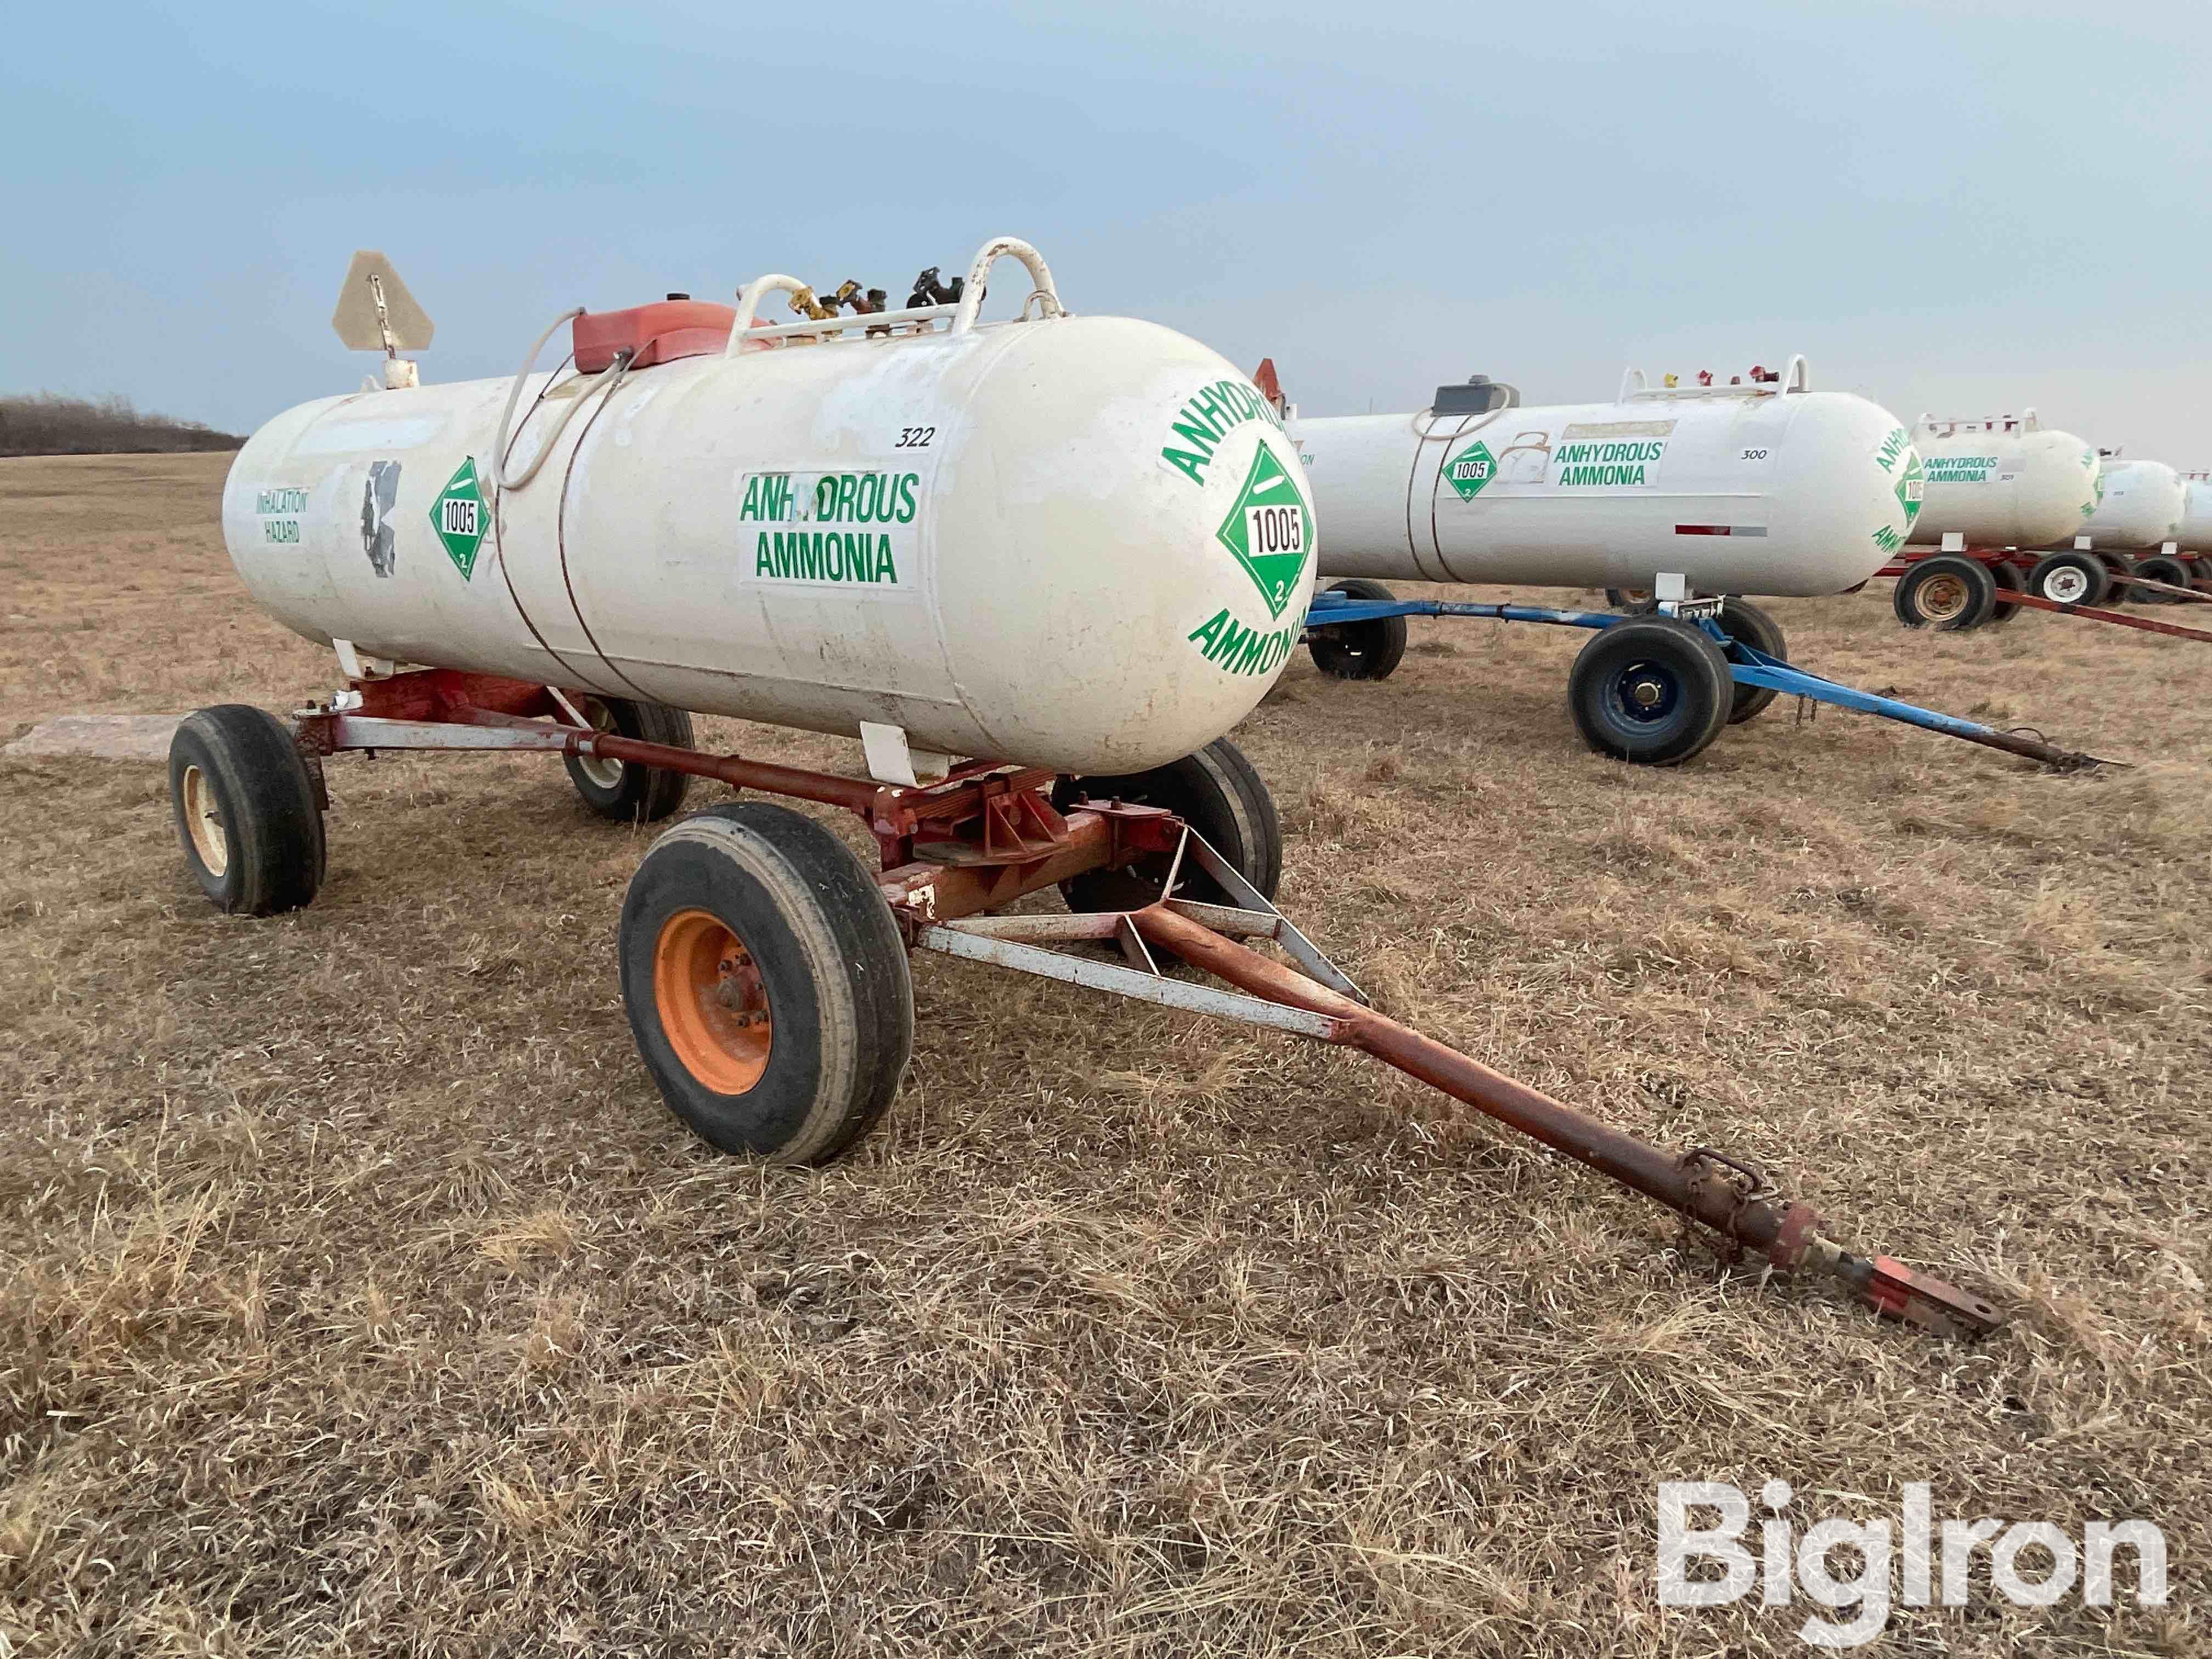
1128 904 1999 1334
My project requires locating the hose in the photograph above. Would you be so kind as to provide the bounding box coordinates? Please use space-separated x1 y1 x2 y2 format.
490 307 636 491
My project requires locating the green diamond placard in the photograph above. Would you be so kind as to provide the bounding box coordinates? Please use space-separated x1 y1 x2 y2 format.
1442 439 1498 501
1215 443 1312 619
1897 449 1925 531
428 456 489 579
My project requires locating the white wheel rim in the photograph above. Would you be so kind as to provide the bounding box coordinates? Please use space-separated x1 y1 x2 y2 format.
574 699 625 789
2045 567 2089 603
181 765 229 877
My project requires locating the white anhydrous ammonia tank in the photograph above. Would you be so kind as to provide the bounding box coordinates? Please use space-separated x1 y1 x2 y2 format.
1295 362 1920 597
1908 412 2098 547
2181 478 2212 551
2067 458 2187 550
223 286 1315 776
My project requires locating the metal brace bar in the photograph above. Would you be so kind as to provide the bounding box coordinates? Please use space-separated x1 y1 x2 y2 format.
1115 914 1162 975
1178 836 1368 1003
737 302 959 342
325 715 578 753
1156 826 1190 904
1162 899 1287 940
1304 597 1617 631
545 686 596 729
936 913 1124 943
913 924 1344 1039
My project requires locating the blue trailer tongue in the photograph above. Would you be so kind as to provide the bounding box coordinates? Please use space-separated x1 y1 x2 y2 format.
1300 588 2116 773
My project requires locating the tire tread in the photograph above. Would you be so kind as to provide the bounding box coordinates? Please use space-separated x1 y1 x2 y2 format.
1892 556 1997 630
1717 599 1786 724
620 802 912 1165
1308 578 1407 681
169 704 325 916
1054 736 1283 910
566 697 696 822
1567 618 1731 765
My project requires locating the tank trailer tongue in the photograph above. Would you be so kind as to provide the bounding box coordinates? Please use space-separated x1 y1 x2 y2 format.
910 810 2002 1340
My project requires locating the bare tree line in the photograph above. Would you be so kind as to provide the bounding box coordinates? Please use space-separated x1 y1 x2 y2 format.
0 392 243 456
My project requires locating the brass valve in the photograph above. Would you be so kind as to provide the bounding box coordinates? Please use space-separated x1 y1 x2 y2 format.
829 280 888 316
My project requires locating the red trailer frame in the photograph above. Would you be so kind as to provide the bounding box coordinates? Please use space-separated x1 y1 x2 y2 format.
1880 538 2212 640
230 663 2001 1337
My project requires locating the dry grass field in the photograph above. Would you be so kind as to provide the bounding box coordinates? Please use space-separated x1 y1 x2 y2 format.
2 452 2205 1656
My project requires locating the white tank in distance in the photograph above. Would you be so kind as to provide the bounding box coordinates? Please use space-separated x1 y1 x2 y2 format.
1908 410 2098 548
2175 475 2212 551
223 253 1317 777
2051 455 2187 551
1291 358 1920 598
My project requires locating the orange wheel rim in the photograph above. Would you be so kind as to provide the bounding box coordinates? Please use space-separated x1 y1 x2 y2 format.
654 909 772 1093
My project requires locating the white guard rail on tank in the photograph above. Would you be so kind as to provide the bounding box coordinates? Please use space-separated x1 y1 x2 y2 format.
725 236 1065 354
1618 353 1809 401
1916 408 2041 435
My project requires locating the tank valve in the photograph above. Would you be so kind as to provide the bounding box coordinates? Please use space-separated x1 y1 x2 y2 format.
787 285 837 321
907 266 966 308
828 280 893 337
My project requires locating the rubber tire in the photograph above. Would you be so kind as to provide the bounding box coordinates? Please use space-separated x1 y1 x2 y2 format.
619 802 913 1164
2100 555 2140 606
168 704 326 916
1306 578 1407 681
2026 550 2108 607
1986 559 2025 626
1716 598 1786 724
2133 554 2191 603
1893 556 1997 630
1053 735 1282 912
563 696 696 822
1605 588 1659 614
1567 617 1733 766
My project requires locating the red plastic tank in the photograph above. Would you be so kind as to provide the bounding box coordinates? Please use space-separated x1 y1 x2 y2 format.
572 298 737 373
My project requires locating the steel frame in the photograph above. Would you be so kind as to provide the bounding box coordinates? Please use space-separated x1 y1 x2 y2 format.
283 662 2001 1336
1878 546 2212 642
1301 591 2112 770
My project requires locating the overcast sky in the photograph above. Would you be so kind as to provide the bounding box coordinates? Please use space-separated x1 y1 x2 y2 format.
4 1 2204 461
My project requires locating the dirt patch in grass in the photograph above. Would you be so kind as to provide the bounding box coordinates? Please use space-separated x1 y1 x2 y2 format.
1 453 2204 1654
